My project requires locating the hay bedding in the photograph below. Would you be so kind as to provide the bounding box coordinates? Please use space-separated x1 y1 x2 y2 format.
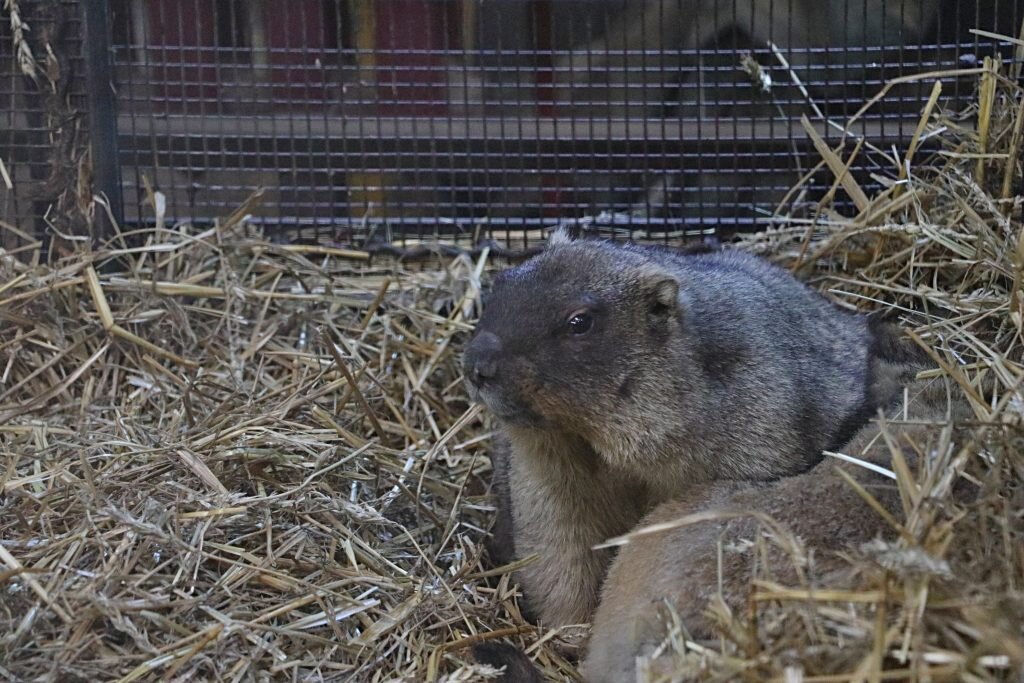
1 61 1023 682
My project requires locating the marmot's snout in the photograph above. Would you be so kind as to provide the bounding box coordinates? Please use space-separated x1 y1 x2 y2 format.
464 329 544 425
464 330 503 389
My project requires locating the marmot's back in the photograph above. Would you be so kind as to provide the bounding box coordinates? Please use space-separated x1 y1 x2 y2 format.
665 247 878 476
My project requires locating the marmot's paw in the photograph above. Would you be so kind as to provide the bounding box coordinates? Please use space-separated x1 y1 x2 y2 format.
471 642 545 683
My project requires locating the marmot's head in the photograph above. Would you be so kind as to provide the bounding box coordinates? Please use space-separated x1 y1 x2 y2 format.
463 230 687 446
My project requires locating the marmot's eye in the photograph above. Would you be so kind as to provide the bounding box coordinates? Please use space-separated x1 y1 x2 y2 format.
567 312 593 335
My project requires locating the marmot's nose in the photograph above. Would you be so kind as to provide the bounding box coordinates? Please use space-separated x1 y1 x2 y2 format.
465 331 502 385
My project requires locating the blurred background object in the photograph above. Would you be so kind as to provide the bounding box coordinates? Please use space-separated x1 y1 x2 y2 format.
2 0 1022 253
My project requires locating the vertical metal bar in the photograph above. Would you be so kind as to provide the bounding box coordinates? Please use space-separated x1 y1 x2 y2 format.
124 0 146 231
348 0 384 224
531 0 553 227
694 0 704 231
442 1 462 243
82 0 124 241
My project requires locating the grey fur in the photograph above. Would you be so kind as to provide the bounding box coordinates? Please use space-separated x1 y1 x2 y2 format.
463 231 909 627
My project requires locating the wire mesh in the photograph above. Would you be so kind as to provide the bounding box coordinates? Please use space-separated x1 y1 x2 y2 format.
1 0 89 252
3 1 1023 254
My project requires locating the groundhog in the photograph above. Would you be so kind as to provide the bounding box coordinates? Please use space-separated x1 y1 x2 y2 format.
473 373 973 682
464 228 914 628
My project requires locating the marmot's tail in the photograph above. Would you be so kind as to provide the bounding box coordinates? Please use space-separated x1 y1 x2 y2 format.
865 313 934 408
472 643 546 682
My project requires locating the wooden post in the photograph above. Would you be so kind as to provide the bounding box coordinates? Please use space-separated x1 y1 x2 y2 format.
81 0 124 243
346 0 386 220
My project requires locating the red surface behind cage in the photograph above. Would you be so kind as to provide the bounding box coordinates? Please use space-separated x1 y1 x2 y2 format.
145 0 218 111
374 1 450 116
263 1 330 103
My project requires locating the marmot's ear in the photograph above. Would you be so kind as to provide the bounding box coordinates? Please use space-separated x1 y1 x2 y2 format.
547 225 575 247
640 268 680 314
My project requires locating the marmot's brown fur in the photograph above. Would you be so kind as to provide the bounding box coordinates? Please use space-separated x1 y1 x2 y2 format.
582 374 972 682
465 229 918 627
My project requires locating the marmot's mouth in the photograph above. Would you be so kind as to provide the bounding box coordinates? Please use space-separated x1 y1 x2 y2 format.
474 387 546 426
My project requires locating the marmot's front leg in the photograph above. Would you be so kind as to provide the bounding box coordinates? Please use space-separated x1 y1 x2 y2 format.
483 433 517 569
507 436 646 627
583 485 747 683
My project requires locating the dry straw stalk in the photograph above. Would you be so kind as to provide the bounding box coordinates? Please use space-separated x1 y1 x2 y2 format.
1 55 1023 683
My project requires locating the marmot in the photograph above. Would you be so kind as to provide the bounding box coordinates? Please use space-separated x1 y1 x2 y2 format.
464 229 915 628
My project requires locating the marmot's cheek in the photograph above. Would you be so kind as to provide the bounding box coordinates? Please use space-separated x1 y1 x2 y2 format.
529 384 587 428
